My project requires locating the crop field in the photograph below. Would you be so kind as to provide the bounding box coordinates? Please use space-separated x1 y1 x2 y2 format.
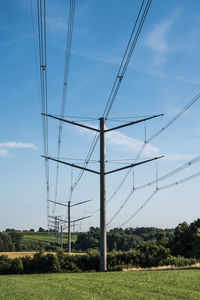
0 251 86 259
0 269 200 300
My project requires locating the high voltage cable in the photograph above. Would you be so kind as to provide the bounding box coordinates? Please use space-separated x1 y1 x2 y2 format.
107 188 135 225
53 0 75 214
70 0 152 194
120 171 200 227
158 171 200 191
103 0 152 118
107 91 200 204
136 154 200 191
148 91 200 142
120 190 157 227
107 154 200 225
36 0 49 227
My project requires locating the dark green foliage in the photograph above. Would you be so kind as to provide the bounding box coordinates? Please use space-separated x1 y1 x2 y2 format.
169 219 200 258
0 255 12 274
10 258 23 274
33 252 60 273
160 256 197 267
0 231 23 251
0 233 14 251
73 226 174 252
138 242 171 267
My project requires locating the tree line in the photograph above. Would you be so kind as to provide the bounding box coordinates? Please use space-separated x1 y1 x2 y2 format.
1 219 200 260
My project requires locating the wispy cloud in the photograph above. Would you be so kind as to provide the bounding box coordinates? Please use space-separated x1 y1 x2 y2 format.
145 20 173 52
106 130 158 156
145 10 180 53
47 17 67 34
164 153 197 161
0 149 9 157
75 123 159 156
0 142 36 150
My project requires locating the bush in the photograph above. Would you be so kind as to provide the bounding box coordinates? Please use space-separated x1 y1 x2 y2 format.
10 258 23 274
110 264 132 271
160 256 197 267
33 252 60 273
0 255 12 275
21 256 34 274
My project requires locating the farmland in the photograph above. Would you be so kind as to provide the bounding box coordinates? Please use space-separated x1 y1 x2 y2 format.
20 231 77 250
0 269 200 299
22 231 77 244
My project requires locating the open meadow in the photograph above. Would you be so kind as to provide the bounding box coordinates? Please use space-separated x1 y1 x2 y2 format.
0 269 200 300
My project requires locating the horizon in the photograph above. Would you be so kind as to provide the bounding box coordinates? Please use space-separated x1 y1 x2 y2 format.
1 0 200 231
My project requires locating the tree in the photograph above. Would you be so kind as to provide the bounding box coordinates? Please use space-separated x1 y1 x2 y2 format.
38 227 45 232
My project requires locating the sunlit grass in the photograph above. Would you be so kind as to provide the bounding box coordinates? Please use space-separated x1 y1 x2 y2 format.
0 269 200 300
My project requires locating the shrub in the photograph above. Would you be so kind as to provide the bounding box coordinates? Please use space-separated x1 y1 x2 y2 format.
110 264 132 271
160 256 197 267
21 256 34 274
10 258 23 274
0 255 12 275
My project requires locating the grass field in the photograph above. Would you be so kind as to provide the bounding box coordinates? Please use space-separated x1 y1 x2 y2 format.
22 232 77 244
0 269 200 299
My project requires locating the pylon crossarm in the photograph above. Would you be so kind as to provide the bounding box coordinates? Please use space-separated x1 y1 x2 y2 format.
105 114 164 132
42 113 100 132
48 215 67 223
72 215 91 222
48 199 68 207
70 199 92 207
105 156 164 175
42 155 100 175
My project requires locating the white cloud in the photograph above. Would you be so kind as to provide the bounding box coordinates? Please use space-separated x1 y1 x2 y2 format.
145 9 180 53
106 130 158 156
164 153 197 161
145 19 174 52
0 142 36 150
75 123 159 156
0 149 9 157
47 17 66 33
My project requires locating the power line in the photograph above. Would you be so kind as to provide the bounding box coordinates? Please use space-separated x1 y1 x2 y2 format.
53 0 76 214
103 0 152 118
148 91 200 143
69 0 152 194
120 190 157 227
107 154 200 225
36 0 49 228
136 154 200 191
107 91 200 205
120 171 200 227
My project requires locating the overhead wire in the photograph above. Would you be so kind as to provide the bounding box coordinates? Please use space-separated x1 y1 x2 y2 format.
103 0 152 118
107 91 200 205
53 0 76 215
120 171 200 227
108 154 200 225
68 0 153 203
36 0 49 228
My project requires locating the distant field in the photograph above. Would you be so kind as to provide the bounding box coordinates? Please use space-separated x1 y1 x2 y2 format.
0 251 86 258
22 231 77 244
0 269 200 299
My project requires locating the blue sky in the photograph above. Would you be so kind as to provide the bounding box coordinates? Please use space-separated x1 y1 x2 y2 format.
1 0 200 231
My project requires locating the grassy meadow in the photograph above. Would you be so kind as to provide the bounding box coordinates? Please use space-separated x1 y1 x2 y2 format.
0 269 200 300
17 231 78 251
22 231 77 244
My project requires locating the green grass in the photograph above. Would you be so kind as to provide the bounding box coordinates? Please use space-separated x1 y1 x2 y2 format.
22 232 77 245
0 269 200 299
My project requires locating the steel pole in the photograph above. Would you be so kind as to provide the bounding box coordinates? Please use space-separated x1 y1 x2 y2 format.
61 225 63 249
57 221 59 245
68 201 71 252
100 117 107 271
